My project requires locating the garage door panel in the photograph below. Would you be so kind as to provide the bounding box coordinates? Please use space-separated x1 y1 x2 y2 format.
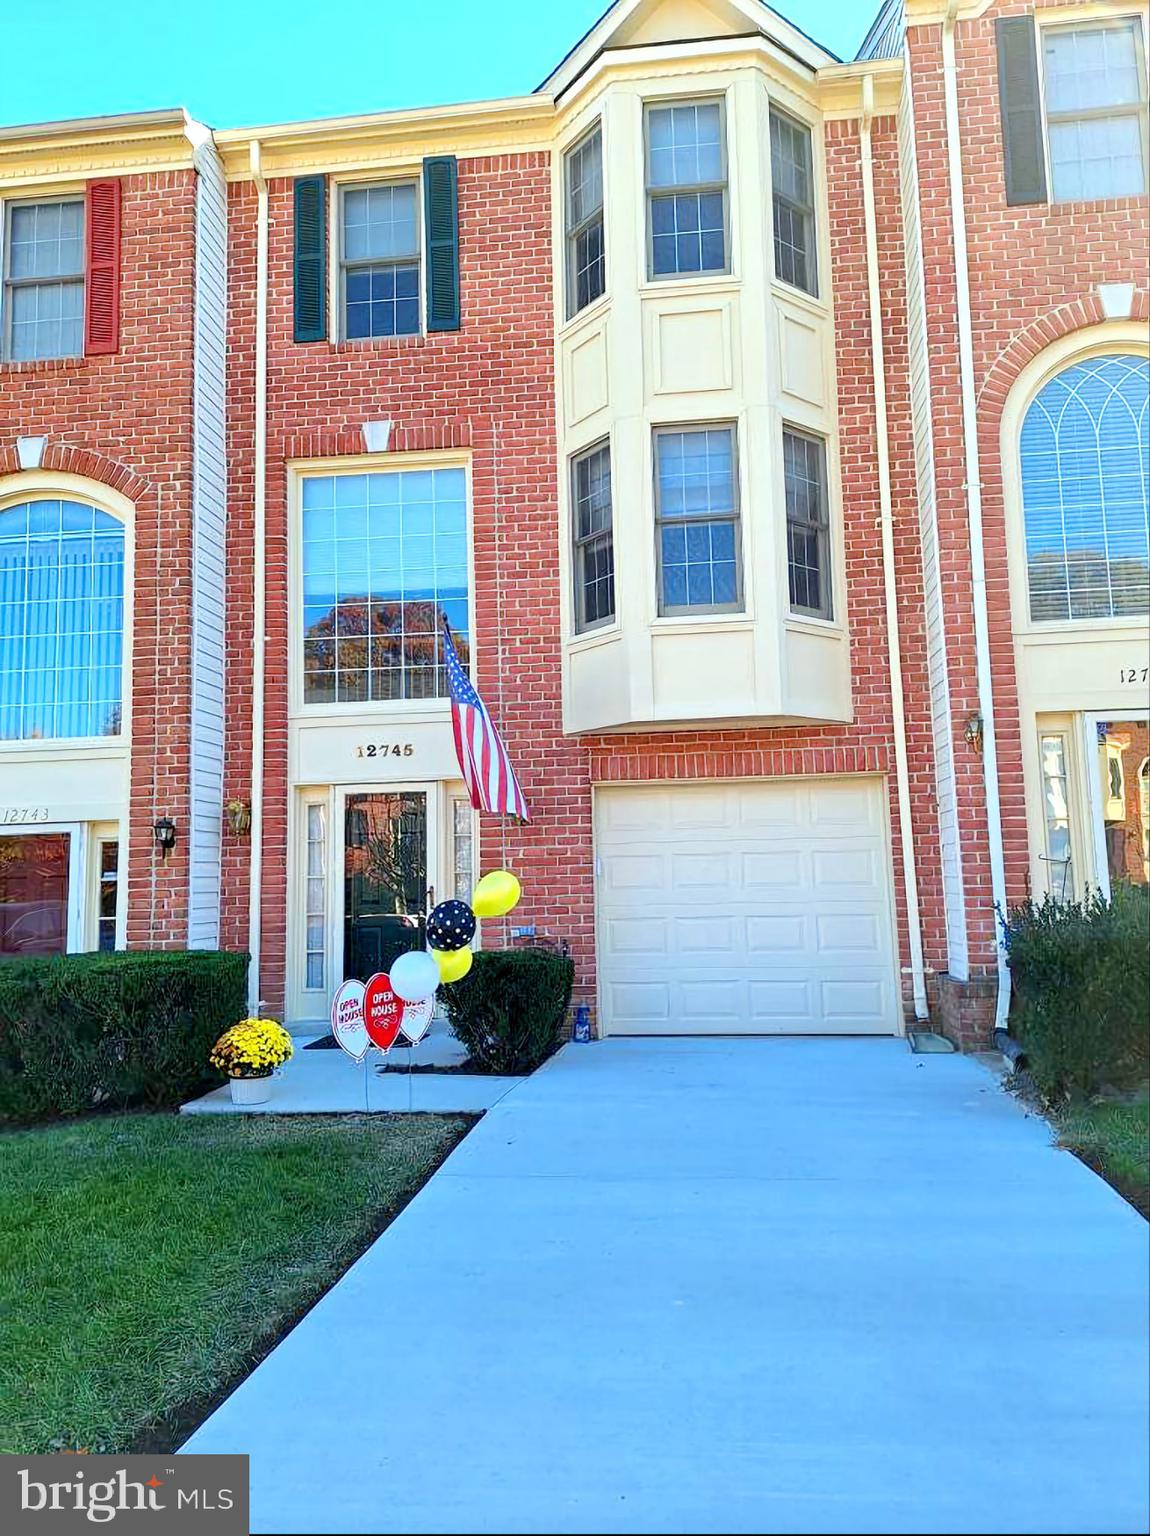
596 779 900 1037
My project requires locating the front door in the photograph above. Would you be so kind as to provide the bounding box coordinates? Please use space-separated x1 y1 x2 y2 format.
342 790 433 983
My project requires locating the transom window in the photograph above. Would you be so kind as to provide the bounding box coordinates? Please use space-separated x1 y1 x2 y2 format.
1041 20 1149 203
1019 354 1149 623
654 425 741 614
301 468 468 705
770 108 818 297
784 427 833 620
2 198 84 362
645 99 728 279
0 499 124 742
571 441 614 632
565 124 605 318
339 183 421 340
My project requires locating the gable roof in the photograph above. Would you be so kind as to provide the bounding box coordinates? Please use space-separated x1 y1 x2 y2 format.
537 0 840 99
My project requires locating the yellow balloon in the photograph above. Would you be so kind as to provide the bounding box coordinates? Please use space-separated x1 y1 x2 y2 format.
432 945 473 983
471 870 522 919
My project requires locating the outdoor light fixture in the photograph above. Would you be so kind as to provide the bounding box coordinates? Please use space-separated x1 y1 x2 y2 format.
152 817 177 856
963 711 984 754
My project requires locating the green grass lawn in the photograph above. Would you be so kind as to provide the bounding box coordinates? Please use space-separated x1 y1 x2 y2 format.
1057 1096 1150 1218
0 1111 473 1455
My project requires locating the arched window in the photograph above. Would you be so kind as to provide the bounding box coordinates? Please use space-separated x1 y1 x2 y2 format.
0 498 125 741
1019 353 1149 623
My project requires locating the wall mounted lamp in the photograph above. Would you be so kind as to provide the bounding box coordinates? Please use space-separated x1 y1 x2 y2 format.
152 817 178 857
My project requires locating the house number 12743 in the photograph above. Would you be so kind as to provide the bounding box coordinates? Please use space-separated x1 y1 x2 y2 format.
355 744 415 760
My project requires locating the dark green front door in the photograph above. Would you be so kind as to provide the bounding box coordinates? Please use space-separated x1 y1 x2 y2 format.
343 791 429 982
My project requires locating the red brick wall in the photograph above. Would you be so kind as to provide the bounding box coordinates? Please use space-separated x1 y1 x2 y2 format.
0 169 199 949
907 0 1150 979
222 154 594 1014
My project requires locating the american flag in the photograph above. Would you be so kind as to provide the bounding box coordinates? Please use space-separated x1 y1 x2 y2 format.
442 617 530 822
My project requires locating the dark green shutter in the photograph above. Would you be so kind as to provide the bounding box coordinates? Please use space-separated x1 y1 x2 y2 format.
996 17 1049 206
423 156 460 332
293 175 327 343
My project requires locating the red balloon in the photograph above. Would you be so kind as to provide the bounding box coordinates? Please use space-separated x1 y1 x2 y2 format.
363 972 403 1051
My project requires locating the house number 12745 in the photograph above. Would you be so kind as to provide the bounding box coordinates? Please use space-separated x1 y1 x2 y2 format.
355 744 415 759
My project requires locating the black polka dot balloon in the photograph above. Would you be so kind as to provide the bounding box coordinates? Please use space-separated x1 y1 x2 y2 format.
427 899 477 952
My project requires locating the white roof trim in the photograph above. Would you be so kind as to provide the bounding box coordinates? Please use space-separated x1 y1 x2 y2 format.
538 0 838 99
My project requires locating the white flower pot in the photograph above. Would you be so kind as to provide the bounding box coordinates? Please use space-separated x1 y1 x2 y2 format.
229 1075 272 1106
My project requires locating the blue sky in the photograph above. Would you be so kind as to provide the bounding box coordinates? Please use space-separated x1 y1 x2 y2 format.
0 2 876 130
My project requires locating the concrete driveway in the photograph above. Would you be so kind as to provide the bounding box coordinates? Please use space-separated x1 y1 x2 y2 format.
183 1039 1150 1534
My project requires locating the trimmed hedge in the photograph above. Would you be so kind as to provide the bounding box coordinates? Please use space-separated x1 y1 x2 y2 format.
1003 884 1149 1101
0 950 249 1123
440 949 574 1075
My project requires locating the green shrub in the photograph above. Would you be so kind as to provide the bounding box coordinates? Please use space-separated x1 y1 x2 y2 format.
0 950 249 1123
440 949 574 1075
1003 884 1149 1102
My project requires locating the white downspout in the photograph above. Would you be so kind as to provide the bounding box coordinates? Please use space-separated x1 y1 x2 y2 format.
248 140 268 1015
860 73 929 1023
941 2 1011 1030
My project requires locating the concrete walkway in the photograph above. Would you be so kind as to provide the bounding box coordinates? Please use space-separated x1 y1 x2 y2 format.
182 1039 1150 1534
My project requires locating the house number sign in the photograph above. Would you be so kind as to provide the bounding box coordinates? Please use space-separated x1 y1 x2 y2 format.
1118 667 1148 684
0 806 50 824
355 743 415 760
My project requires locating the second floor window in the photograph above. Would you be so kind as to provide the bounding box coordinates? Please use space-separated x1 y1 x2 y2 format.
654 425 741 614
784 427 833 621
572 441 614 632
770 107 818 297
340 183 420 340
645 99 728 279
1042 20 1148 202
301 468 469 705
2 198 84 362
565 125 605 317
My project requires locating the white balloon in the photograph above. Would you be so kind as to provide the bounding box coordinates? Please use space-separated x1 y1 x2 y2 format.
401 996 435 1044
330 978 369 1062
390 949 440 1004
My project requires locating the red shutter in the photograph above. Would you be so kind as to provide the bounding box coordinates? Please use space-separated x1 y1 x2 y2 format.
84 179 121 356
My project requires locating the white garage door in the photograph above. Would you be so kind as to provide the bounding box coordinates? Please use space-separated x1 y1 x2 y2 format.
595 779 901 1036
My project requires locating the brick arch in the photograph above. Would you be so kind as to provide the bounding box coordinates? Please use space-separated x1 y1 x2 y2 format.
0 442 149 503
978 288 1150 416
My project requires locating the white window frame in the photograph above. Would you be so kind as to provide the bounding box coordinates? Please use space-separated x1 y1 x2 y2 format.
643 95 731 283
0 193 86 364
290 455 474 719
335 178 424 343
652 421 744 618
1036 13 1150 204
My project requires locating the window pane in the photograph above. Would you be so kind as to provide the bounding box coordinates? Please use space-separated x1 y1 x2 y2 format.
304 802 326 989
647 102 723 188
573 216 605 311
657 428 735 518
1039 734 1074 900
342 183 418 261
301 468 469 703
660 517 737 612
0 833 69 955
7 200 84 280
452 797 474 901
1093 721 1150 888
1021 355 1149 622
771 108 818 295
567 127 603 229
345 262 420 339
1049 115 1147 202
784 429 832 619
1044 22 1143 114
0 501 124 741
8 279 84 362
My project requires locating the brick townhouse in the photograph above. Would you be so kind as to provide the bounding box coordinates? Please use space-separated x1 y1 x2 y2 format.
0 0 1146 1048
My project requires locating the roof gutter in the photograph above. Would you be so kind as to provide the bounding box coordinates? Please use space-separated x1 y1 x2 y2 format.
941 0 1011 1031
247 138 268 1015
860 72 929 1022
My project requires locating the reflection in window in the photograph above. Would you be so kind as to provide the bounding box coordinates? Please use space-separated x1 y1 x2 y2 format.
452 797 474 902
305 803 326 990
97 840 118 951
0 833 69 954
1020 354 1149 622
565 125 605 316
572 441 614 631
784 427 832 620
1040 733 1074 900
1042 21 1148 203
770 108 818 296
301 469 469 705
1095 720 1150 888
0 499 125 741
